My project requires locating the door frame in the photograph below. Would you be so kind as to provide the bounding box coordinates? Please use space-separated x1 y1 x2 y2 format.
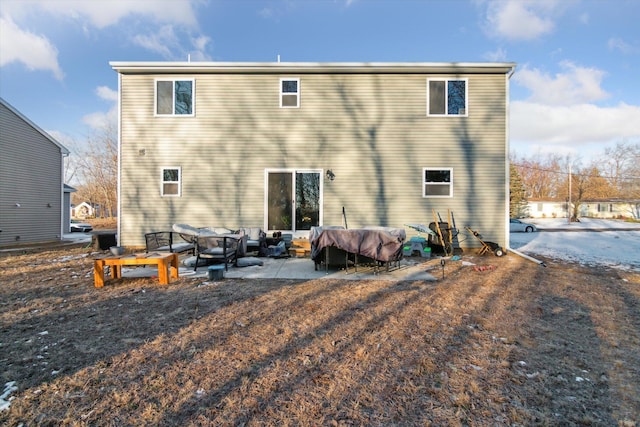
264 168 324 233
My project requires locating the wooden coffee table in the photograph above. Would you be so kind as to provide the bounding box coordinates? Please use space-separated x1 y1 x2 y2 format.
93 252 179 288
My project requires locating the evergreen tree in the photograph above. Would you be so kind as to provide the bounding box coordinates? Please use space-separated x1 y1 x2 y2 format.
510 164 528 218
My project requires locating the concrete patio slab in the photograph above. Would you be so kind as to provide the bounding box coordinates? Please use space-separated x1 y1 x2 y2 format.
116 256 439 283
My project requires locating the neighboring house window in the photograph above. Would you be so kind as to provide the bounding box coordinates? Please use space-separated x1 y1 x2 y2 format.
161 167 181 196
609 204 614 212
280 78 300 108
156 79 194 116
537 203 543 212
427 79 467 116
423 168 453 197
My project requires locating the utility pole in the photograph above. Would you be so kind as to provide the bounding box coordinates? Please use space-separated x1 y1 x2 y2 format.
568 163 572 224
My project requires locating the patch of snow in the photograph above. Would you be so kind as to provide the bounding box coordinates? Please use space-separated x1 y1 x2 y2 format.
1 381 18 411
510 219 640 271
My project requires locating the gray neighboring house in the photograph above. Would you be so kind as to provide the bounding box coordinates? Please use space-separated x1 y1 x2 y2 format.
0 98 70 246
111 61 516 250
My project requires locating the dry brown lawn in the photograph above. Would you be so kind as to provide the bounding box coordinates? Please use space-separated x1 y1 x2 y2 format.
1 243 638 426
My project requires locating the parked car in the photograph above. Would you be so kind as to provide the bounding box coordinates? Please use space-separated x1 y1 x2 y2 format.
510 218 537 233
70 219 93 232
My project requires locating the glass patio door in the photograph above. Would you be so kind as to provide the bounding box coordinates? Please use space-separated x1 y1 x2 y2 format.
267 170 321 232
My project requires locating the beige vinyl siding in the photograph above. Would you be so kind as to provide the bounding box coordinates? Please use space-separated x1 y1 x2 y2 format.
118 69 508 248
0 103 65 246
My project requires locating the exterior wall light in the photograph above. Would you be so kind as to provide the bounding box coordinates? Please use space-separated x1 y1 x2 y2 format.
326 170 335 181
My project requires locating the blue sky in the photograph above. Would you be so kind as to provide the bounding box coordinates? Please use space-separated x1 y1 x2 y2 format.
1 0 639 163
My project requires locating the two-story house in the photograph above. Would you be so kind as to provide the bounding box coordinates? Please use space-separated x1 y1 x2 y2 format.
1 97 70 246
110 61 516 250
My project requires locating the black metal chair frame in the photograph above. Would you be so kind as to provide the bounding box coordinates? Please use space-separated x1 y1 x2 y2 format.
145 231 195 255
194 235 238 271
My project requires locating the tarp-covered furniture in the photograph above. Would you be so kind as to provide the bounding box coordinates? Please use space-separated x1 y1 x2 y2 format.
310 226 406 273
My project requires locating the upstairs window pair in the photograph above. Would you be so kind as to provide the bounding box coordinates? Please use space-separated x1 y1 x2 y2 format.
428 79 467 116
156 80 194 116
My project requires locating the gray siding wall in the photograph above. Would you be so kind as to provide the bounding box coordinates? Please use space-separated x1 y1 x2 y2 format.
119 71 508 248
0 103 64 245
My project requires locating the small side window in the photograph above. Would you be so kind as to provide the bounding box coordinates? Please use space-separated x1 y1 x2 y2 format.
280 78 300 108
423 168 453 197
161 167 181 196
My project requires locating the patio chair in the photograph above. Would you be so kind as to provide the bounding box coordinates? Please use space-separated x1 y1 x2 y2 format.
145 231 195 255
194 234 240 271
237 227 267 254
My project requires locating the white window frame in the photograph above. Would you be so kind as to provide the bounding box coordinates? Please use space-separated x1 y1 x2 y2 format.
280 78 300 108
155 79 195 116
161 167 181 197
422 167 453 198
426 78 468 117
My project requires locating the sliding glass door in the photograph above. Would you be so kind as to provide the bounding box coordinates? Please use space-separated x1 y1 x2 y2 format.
266 170 321 232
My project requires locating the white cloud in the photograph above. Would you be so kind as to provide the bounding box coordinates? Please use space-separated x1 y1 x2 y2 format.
1 0 205 76
132 25 177 58
83 86 118 130
484 47 508 62
0 15 63 80
82 109 116 130
96 86 118 102
608 37 640 55
511 101 640 146
133 26 212 61
514 61 609 106
482 0 562 41
578 12 589 24
510 60 640 159
22 0 198 29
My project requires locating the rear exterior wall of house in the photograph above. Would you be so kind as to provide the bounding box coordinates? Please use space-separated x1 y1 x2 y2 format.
116 65 511 250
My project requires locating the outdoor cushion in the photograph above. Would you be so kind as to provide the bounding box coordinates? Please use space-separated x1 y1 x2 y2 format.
236 257 264 267
204 227 234 235
173 223 201 236
201 247 226 255
239 227 263 241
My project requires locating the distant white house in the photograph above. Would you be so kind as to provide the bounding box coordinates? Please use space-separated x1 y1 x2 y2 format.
579 199 640 219
527 199 639 219
71 201 94 219
526 199 569 219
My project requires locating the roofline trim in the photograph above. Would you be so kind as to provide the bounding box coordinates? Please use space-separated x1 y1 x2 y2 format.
0 97 70 155
110 61 517 75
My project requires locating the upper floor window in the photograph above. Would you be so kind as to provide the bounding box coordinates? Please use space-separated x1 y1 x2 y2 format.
427 79 467 116
423 168 453 197
161 167 181 196
156 79 194 116
280 78 300 108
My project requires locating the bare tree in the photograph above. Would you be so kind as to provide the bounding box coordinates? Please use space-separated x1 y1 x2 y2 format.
512 152 565 199
70 123 118 218
601 141 640 197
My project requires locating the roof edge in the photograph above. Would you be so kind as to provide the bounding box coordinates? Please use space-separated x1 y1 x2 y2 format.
110 61 517 75
0 97 70 155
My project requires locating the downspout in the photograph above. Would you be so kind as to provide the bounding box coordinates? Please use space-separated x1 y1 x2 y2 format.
503 65 545 266
505 64 515 255
508 246 546 267
60 150 69 240
116 72 122 246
